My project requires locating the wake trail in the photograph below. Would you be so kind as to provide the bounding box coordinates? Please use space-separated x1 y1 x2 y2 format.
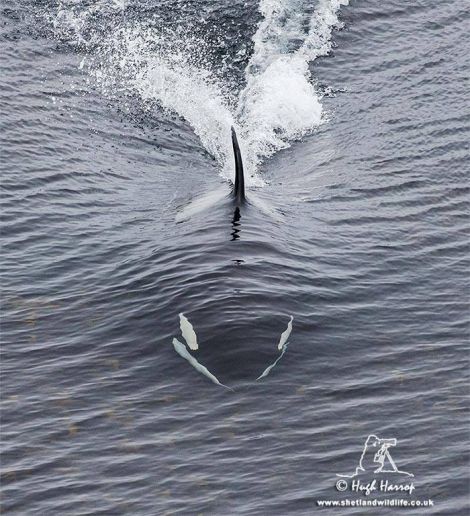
48 0 350 185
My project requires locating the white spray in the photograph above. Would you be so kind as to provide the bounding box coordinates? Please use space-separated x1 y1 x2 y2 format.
50 0 349 185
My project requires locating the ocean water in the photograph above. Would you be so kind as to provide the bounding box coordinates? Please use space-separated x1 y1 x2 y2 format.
1 0 469 514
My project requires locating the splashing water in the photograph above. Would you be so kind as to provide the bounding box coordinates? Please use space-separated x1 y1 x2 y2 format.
49 0 349 185
238 0 350 171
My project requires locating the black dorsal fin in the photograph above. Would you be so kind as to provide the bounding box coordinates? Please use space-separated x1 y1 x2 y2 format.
231 126 245 203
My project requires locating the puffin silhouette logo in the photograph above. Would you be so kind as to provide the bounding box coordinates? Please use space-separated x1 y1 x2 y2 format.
337 434 414 478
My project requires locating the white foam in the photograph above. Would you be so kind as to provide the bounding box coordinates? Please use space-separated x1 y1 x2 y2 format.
92 24 260 184
50 0 349 184
237 0 350 171
134 58 236 175
238 55 323 171
110 0 126 10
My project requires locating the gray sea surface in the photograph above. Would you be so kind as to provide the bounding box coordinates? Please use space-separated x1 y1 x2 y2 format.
1 0 469 514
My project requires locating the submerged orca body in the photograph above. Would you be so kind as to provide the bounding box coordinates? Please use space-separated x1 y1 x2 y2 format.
231 127 245 204
178 127 283 224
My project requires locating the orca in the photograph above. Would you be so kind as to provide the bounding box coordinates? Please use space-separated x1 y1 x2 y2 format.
231 126 245 204
176 127 281 223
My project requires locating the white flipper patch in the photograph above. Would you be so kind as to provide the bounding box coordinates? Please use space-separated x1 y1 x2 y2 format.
179 312 198 350
257 316 294 380
172 338 233 391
